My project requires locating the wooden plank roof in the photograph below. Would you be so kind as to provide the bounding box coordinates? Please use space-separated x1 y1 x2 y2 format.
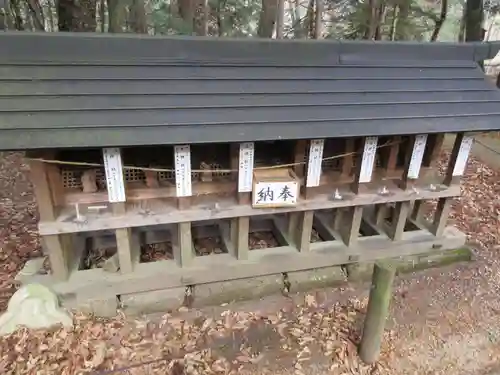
1 32 500 151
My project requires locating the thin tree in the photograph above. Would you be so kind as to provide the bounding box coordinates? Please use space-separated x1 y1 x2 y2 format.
258 0 279 37
430 0 448 41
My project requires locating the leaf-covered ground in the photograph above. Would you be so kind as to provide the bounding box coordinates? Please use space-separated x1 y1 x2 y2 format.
1 149 500 375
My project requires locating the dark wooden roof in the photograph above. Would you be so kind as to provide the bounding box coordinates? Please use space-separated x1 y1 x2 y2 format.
1 32 500 151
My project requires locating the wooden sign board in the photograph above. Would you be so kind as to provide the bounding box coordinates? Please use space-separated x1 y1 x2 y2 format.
252 169 299 208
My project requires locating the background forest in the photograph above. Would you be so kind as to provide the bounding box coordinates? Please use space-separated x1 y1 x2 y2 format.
1 0 500 68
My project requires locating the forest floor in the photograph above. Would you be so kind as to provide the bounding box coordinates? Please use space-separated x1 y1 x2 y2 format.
1 136 500 374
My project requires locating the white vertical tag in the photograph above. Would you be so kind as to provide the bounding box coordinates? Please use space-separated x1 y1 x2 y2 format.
102 148 126 203
359 136 378 183
452 135 474 176
238 142 254 192
306 139 324 187
407 134 428 179
174 145 192 197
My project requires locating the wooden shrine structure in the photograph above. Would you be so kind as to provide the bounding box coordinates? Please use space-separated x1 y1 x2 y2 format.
1 32 500 318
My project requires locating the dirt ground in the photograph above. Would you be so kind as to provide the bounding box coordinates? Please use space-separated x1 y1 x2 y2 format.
2 137 500 374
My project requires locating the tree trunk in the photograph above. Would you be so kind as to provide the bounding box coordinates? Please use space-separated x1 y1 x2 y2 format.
306 0 314 38
10 0 24 30
27 0 45 30
430 0 447 41
257 0 279 38
465 0 484 68
107 0 125 32
99 0 105 31
388 5 398 40
373 2 385 40
276 0 284 38
465 0 483 42
365 0 378 39
129 0 147 33
45 0 56 31
314 0 323 39
394 0 409 40
178 0 195 33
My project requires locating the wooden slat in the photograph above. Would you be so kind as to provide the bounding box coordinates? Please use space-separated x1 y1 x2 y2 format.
28 156 72 280
112 202 136 273
296 211 314 251
39 182 462 236
173 222 194 267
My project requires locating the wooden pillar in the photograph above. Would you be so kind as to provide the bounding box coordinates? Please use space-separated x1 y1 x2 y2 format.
112 202 135 273
412 133 445 221
102 148 137 274
28 156 71 281
288 140 307 240
359 261 396 364
390 134 427 241
340 138 355 181
431 133 473 237
340 136 377 246
230 142 253 260
173 145 194 265
373 136 401 229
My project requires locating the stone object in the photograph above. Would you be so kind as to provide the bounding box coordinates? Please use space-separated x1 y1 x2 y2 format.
103 253 120 273
81 169 98 193
0 284 73 336
144 169 160 188
199 161 213 182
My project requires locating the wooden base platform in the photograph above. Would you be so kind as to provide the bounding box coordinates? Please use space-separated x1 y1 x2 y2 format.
16 224 466 316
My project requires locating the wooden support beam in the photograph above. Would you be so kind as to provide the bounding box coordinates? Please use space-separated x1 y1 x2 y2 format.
389 202 410 241
444 132 474 186
359 261 396 364
381 136 401 179
230 143 253 260
112 202 136 273
231 213 249 260
340 139 355 180
390 134 427 241
430 197 453 237
173 222 194 267
338 206 363 246
288 140 309 244
295 211 314 251
430 133 472 237
28 156 71 281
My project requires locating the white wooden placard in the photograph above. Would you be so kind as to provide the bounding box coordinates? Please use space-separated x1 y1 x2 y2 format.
238 142 255 192
407 134 428 179
306 139 325 187
102 148 126 203
452 134 474 177
359 136 378 183
174 145 192 197
253 181 299 207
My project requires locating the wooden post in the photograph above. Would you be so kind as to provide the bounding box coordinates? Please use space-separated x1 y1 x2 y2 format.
340 138 355 181
230 142 253 260
293 139 324 251
112 202 135 273
430 132 473 237
288 140 307 239
339 136 377 246
173 145 194 264
359 261 396 364
28 156 71 281
102 148 137 274
389 134 427 240
412 133 445 221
